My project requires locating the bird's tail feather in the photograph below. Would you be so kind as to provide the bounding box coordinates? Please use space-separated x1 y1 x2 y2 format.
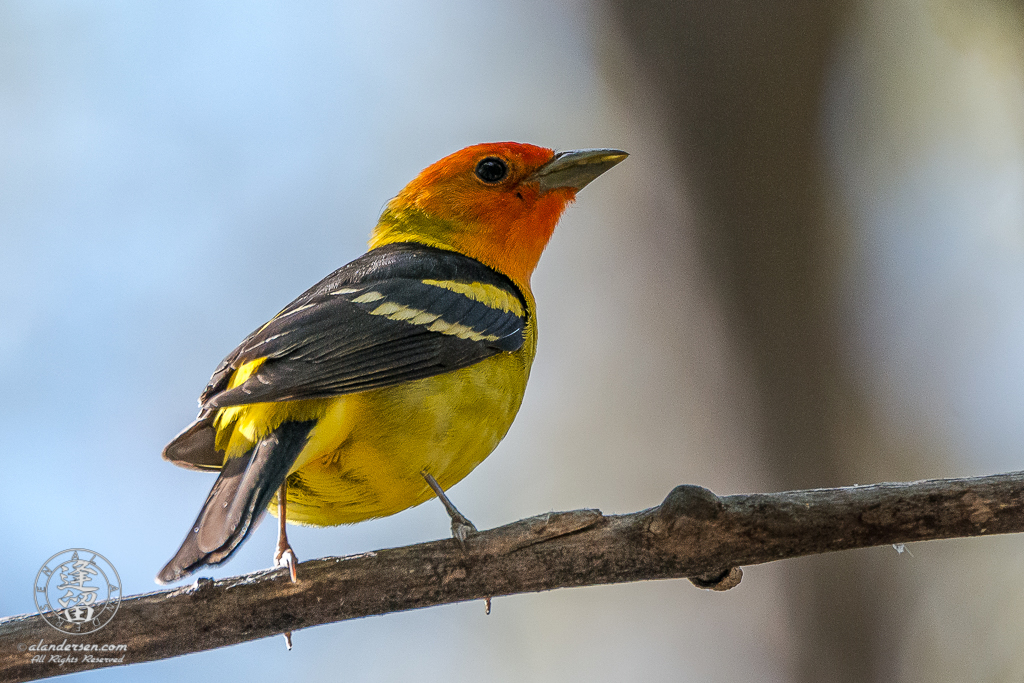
156 420 317 584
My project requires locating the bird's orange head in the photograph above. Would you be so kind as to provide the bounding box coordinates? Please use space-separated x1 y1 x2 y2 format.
371 142 626 290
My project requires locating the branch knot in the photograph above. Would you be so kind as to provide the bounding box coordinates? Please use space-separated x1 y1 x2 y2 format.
650 484 724 537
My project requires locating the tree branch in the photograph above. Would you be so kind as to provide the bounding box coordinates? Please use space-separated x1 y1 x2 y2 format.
3 471 1024 681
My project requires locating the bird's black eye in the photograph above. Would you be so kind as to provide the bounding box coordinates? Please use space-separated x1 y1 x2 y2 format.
475 157 508 183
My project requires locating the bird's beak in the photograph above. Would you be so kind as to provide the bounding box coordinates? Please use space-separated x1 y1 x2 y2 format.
528 148 628 193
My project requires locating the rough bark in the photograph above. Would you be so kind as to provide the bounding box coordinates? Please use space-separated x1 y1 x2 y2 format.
2 472 1023 682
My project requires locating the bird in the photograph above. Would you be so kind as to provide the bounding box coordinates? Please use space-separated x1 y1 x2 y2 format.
156 142 627 585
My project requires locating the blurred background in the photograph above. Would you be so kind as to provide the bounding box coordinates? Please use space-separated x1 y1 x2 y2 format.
2 0 1024 680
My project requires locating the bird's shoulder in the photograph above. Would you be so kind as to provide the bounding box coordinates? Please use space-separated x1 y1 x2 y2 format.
197 242 529 409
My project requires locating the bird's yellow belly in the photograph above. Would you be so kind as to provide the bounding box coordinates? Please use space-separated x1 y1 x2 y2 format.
262 350 530 526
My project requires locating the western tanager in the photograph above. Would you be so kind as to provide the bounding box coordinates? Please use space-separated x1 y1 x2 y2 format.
157 142 627 584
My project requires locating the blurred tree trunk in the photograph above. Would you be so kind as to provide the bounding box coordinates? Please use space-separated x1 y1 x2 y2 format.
603 2 901 681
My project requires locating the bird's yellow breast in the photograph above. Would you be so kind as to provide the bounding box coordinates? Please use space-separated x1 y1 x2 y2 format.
212 323 536 527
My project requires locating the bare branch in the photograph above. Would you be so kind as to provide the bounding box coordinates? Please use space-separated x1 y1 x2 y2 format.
3 471 1024 681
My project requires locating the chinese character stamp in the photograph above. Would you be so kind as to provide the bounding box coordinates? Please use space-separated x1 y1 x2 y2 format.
34 549 121 634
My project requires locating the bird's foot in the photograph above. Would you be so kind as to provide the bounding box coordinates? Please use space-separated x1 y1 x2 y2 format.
275 544 299 583
275 480 299 583
422 471 477 545
450 510 478 543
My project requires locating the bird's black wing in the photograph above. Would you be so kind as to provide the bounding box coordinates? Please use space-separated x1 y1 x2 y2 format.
204 242 527 406
164 243 528 469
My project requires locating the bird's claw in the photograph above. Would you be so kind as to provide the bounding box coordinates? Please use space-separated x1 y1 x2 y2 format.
451 513 478 544
422 471 478 545
275 546 299 583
